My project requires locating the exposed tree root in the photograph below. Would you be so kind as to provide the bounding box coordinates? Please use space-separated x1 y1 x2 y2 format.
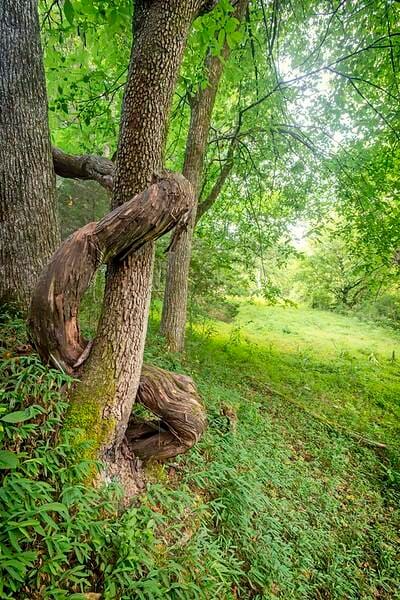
127 364 207 460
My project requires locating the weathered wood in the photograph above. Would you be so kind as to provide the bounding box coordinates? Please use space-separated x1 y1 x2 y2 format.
28 169 206 460
28 173 194 373
127 364 207 460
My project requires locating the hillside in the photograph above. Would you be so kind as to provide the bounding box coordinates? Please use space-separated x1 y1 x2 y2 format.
1 303 399 598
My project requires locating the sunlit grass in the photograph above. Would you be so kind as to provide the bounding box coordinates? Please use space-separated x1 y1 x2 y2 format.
189 299 400 448
235 299 400 360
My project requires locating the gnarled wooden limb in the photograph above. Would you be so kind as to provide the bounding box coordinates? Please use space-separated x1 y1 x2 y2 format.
52 147 114 191
126 364 207 460
28 170 206 463
28 172 194 373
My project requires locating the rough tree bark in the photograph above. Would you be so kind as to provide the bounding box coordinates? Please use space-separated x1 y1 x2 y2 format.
160 0 248 351
0 0 59 311
47 0 217 478
127 364 206 459
52 147 114 191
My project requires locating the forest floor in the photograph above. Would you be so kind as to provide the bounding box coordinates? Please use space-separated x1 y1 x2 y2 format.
1 302 399 599
136 300 400 599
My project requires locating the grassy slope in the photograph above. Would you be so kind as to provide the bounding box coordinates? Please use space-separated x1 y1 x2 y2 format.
202 300 400 447
133 302 400 599
1 304 399 599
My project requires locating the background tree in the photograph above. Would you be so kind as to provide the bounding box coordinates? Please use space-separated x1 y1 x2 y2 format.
160 0 248 351
295 231 382 310
0 0 59 311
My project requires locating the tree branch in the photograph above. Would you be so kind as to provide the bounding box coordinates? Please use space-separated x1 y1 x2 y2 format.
127 364 207 460
197 137 237 221
52 147 115 191
28 172 195 372
327 67 400 102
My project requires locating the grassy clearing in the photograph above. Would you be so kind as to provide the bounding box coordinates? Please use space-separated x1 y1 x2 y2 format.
199 300 400 448
137 301 400 599
1 304 399 599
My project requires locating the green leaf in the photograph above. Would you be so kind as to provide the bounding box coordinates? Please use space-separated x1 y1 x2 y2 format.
225 17 239 33
64 0 75 25
0 450 19 469
1 408 33 423
228 29 243 45
37 501 69 516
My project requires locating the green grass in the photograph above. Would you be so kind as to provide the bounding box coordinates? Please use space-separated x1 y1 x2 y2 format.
235 300 400 360
139 301 400 599
1 304 399 599
198 299 400 448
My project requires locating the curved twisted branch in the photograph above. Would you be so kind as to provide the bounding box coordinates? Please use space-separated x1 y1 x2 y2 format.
28 172 206 462
28 173 194 373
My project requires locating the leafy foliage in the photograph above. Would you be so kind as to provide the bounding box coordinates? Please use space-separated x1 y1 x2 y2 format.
4 0 400 596
294 232 390 310
0 315 159 599
40 0 400 317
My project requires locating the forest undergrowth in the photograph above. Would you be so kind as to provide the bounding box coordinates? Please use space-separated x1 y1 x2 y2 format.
0 302 399 599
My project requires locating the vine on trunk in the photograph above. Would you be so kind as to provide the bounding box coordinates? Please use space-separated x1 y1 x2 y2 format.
29 173 193 373
28 172 206 461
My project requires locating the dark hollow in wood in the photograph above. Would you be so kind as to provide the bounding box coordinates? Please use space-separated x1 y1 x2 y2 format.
28 172 194 373
126 364 207 460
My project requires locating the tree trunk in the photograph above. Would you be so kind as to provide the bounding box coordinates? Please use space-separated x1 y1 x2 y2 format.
160 0 248 351
63 0 212 478
0 0 59 311
28 172 206 467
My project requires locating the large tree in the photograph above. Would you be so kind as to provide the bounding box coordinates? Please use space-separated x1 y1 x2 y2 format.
0 0 59 311
28 0 218 483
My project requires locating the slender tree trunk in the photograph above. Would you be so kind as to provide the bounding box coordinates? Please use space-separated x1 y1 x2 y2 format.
65 0 211 477
160 0 248 351
0 0 59 311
